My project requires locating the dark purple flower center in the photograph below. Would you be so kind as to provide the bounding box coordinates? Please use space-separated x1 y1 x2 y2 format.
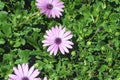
22 77 29 80
47 4 53 9
55 38 62 45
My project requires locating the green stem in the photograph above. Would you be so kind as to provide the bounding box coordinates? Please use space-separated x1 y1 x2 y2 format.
88 30 98 41
18 12 40 27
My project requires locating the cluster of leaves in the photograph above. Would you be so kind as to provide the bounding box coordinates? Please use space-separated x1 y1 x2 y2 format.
0 0 120 80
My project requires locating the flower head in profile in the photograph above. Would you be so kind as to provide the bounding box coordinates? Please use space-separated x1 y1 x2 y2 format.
42 25 73 55
8 64 41 80
36 0 65 18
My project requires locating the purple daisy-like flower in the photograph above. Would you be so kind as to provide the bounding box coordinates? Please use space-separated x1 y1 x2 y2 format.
36 0 65 18
42 25 73 55
8 64 41 80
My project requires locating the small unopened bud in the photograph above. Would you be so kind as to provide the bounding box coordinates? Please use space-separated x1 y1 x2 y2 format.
101 46 105 51
115 32 119 36
71 51 76 56
37 13 40 16
97 26 103 32
87 41 91 46
109 42 113 47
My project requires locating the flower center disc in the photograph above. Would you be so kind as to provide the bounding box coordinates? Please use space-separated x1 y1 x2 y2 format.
22 77 29 80
55 38 62 45
47 4 53 9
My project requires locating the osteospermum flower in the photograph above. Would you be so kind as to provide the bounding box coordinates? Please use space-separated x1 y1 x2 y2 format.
8 64 41 80
42 25 73 55
36 0 65 18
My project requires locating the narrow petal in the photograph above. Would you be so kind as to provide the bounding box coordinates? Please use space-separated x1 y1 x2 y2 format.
55 2 64 7
8 74 17 79
51 27 57 36
63 43 73 49
51 10 56 18
55 26 59 37
43 77 47 80
59 44 65 54
63 34 73 40
52 9 61 18
43 43 52 46
47 44 55 52
37 0 48 3
55 7 64 12
18 64 24 77
33 78 41 80
54 45 59 55
63 31 71 38
46 30 55 38
28 66 35 77
42 40 53 45
40 9 48 14
13 67 21 78
59 27 66 37
30 69 40 79
52 0 59 4
49 0 53 3
50 44 56 55
61 44 69 53
23 64 29 76
64 41 74 45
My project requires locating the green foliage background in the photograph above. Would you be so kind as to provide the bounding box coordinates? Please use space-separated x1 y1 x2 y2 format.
0 0 120 80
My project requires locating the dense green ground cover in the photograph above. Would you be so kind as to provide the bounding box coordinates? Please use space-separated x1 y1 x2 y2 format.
0 0 120 80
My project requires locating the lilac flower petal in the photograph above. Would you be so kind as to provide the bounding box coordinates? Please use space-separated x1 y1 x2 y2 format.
40 9 48 14
54 25 59 36
47 44 55 52
8 74 17 79
61 44 69 53
49 45 56 55
59 44 65 54
59 27 66 37
13 67 21 77
46 30 54 38
63 34 73 40
49 0 53 3
18 64 24 77
64 41 74 45
30 69 40 79
43 43 52 46
28 66 35 76
22 64 27 76
54 45 59 55
33 78 41 80
63 43 73 49
63 31 71 38
43 77 47 80
55 2 64 7
24 64 29 76
42 40 53 44
37 0 47 3
52 0 59 4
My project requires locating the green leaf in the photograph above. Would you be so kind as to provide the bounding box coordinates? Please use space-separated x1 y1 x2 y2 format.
0 38 5 44
0 11 8 22
0 1 4 10
0 23 12 38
